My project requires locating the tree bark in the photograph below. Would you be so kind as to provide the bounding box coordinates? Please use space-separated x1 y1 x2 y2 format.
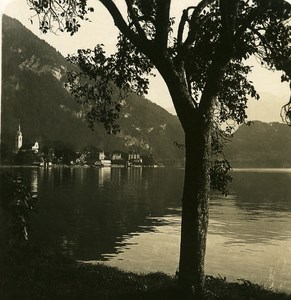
178 119 212 295
156 58 214 295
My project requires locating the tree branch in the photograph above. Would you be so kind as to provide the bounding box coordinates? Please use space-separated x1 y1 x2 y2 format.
186 74 199 109
183 0 216 48
99 0 158 60
198 43 231 118
233 1 275 44
99 0 134 40
124 0 147 39
155 0 171 50
232 0 290 59
177 7 195 47
220 0 239 48
251 27 272 59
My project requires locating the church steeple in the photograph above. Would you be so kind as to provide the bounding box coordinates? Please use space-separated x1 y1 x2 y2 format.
15 118 23 153
18 118 21 133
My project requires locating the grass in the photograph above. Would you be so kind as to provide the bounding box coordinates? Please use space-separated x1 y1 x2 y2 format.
0 247 290 300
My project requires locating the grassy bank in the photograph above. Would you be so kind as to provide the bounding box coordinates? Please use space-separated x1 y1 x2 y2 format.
0 249 290 300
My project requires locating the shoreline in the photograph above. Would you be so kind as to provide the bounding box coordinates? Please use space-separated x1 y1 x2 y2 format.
1 253 290 299
1 164 291 170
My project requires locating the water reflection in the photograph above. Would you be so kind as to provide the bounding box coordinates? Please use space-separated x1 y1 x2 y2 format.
26 167 184 261
207 171 291 246
98 167 111 187
2 167 291 293
205 170 291 292
111 168 122 186
127 167 142 184
9 167 291 252
31 169 38 193
232 171 291 212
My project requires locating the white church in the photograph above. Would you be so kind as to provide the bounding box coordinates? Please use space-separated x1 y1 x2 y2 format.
14 119 23 153
15 119 39 154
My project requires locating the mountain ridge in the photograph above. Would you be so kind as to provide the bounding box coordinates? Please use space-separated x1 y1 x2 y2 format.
2 15 291 167
226 121 291 168
1 14 185 164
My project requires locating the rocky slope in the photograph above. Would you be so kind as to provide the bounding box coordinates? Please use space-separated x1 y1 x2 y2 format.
1 15 184 164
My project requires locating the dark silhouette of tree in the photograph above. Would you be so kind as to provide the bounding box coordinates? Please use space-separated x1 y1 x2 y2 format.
27 0 290 295
0 173 37 247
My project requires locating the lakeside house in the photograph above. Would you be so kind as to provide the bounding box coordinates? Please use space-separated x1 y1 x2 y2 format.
95 151 111 167
128 151 143 166
112 152 122 161
111 151 125 167
31 142 39 153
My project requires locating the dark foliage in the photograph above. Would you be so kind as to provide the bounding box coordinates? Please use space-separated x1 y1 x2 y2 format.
65 35 154 133
0 172 37 249
210 160 232 196
0 252 290 300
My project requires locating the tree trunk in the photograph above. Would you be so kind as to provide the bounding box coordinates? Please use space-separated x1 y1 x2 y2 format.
178 121 212 295
156 59 214 295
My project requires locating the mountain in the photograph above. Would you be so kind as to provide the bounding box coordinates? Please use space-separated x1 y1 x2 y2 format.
225 121 291 168
2 15 291 168
1 15 184 164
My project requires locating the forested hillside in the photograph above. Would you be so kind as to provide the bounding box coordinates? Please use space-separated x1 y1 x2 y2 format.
1 15 184 164
2 16 291 167
226 121 291 168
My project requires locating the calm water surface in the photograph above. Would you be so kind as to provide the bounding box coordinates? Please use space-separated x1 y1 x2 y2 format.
2 167 291 293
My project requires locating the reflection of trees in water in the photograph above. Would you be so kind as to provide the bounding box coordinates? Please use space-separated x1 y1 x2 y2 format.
231 172 291 213
9 168 291 258
30 167 184 261
208 172 291 245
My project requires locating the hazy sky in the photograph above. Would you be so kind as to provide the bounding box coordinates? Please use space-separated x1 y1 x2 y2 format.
1 0 290 121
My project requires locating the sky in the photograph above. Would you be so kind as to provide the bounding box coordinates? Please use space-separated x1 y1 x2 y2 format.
0 0 290 122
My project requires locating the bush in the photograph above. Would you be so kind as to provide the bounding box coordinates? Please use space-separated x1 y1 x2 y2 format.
0 172 37 260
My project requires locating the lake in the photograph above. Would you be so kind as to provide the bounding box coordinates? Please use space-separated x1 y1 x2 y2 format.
2 166 291 293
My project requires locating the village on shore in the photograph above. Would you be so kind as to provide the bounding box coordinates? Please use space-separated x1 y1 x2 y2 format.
8 120 158 168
